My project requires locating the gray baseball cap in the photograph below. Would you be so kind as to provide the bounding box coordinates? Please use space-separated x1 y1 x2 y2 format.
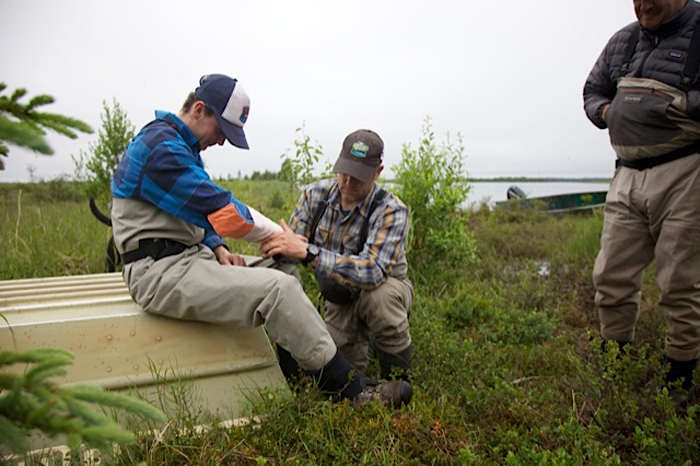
332 129 384 182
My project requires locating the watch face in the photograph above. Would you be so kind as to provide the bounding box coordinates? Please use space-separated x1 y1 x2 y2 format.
308 244 320 256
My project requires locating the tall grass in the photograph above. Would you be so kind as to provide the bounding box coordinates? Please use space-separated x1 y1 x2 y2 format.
0 180 292 279
1 181 698 465
1 183 109 279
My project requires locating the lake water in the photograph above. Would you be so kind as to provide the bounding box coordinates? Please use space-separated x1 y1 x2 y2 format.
465 181 611 207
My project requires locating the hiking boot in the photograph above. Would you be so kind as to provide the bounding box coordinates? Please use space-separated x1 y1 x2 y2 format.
351 380 413 408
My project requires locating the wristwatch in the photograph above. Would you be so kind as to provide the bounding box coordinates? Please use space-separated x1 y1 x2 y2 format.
302 244 320 266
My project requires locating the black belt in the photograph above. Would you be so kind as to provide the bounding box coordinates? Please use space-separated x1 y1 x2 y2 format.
122 239 190 264
616 141 700 171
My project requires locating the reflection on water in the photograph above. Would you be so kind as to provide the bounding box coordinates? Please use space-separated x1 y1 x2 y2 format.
466 181 611 207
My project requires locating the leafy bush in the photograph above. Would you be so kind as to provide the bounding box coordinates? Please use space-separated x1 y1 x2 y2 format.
393 116 477 284
72 98 134 199
279 123 331 209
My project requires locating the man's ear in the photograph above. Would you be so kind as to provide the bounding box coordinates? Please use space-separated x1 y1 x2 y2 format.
192 100 207 119
375 165 384 180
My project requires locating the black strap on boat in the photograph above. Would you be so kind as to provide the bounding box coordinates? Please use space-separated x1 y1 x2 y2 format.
620 17 700 91
122 238 190 264
616 140 700 170
308 185 388 254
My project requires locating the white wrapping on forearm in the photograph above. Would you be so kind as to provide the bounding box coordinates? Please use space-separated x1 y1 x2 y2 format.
240 206 282 243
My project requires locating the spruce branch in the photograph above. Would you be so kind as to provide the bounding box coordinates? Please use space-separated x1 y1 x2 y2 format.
0 348 165 455
0 114 52 155
0 82 94 169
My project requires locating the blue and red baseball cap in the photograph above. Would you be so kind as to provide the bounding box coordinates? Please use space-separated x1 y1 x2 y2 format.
195 74 250 149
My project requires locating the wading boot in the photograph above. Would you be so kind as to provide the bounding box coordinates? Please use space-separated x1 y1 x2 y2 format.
665 357 698 407
376 345 412 381
276 344 305 382
313 350 413 408
351 380 413 408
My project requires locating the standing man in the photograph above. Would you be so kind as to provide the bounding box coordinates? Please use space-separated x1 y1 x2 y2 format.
110 74 412 408
261 129 413 381
584 0 700 400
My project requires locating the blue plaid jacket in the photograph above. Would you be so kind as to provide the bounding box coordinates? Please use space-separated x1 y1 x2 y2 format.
111 111 254 251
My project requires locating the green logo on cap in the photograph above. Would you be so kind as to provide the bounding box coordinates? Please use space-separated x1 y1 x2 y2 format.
350 142 369 158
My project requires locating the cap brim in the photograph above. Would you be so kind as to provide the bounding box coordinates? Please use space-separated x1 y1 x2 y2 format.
332 157 377 183
215 115 249 149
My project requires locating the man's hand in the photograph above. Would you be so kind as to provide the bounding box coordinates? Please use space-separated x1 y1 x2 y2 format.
214 245 247 266
259 220 308 260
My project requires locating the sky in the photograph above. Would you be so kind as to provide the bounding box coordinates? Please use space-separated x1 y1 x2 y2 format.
0 0 638 183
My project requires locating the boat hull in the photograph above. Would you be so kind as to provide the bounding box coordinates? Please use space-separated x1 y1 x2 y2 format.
496 189 607 214
0 272 288 457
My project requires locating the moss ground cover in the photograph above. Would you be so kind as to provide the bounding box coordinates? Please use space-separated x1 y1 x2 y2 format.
1 181 697 465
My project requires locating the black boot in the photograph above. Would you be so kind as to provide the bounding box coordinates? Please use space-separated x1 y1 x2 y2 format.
313 350 413 408
376 345 412 381
665 357 697 390
276 344 304 383
313 349 374 399
664 357 698 407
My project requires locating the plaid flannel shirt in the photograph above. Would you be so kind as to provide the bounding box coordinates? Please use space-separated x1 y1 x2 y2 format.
288 179 409 289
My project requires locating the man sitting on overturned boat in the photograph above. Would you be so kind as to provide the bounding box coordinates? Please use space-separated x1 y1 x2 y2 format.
109 73 412 408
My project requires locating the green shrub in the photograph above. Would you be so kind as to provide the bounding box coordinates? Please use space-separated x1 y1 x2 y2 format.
393 116 477 286
71 98 134 199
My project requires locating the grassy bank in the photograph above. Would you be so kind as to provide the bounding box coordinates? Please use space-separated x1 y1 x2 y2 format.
1 181 697 465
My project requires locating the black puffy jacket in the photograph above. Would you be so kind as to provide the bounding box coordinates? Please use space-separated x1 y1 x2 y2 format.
583 0 700 129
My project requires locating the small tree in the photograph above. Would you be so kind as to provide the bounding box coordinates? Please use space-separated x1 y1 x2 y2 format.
72 98 134 198
393 116 477 280
279 123 328 207
278 157 293 182
0 83 93 170
0 347 165 456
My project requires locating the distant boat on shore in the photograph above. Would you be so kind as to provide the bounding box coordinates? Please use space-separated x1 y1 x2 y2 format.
495 185 607 214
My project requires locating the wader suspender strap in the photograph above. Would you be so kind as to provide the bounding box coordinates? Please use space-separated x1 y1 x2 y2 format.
616 16 700 170
308 186 388 255
681 16 700 90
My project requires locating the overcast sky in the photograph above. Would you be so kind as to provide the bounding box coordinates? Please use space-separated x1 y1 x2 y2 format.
0 0 638 183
